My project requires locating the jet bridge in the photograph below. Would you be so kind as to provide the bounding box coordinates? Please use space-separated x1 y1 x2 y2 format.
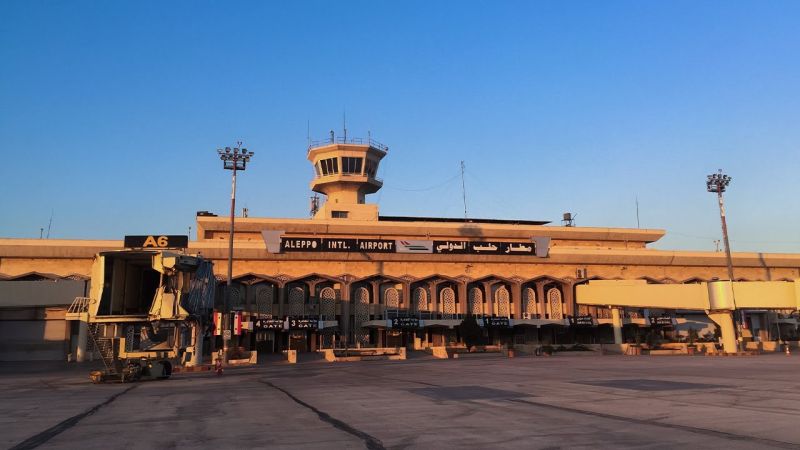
66 250 215 380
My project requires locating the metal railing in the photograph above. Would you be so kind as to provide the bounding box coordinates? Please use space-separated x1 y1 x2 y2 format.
67 297 90 314
312 172 383 183
308 136 389 152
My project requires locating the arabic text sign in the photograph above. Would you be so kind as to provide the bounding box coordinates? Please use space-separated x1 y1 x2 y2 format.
287 318 318 330
569 315 595 327
433 241 536 255
279 237 540 256
485 317 510 327
649 315 674 326
254 319 284 330
391 317 420 329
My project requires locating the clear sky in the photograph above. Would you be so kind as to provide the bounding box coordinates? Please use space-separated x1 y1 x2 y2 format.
1 1 798 253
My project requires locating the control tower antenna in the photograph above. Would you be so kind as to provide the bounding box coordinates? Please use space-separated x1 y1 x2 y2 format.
460 161 468 220
342 110 347 142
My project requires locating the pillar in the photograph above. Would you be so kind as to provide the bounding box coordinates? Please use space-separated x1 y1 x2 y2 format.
341 283 351 345
457 282 468 316
189 320 204 366
511 282 523 319
535 282 546 318
76 315 89 362
707 310 738 354
611 307 623 345
563 282 575 316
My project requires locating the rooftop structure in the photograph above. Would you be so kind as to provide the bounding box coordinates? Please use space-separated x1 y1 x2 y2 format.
307 135 388 221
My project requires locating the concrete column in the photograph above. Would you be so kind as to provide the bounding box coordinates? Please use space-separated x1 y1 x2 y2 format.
277 284 286 317
76 315 89 362
402 281 411 315
611 307 623 344
341 283 351 345
536 282 546 318
563 282 575 316
707 310 738 354
482 281 493 315
457 282 468 315
511 282 523 319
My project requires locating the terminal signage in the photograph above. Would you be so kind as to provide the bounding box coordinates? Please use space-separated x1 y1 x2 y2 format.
278 237 540 256
485 317 510 328
124 235 188 249
569 315 594 327
434 241 536 255
391 317 420 329
281 238 396 253
254 318 284 330
649 315 674 326
287 317 318 330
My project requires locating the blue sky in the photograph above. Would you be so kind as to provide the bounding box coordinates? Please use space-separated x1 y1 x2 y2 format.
1 1 798 253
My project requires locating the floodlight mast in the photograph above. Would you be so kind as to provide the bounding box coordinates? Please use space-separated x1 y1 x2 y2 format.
217 142 254 360
706 169 744 347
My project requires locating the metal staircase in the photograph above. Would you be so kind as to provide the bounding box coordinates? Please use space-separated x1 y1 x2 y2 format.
88 323 119 377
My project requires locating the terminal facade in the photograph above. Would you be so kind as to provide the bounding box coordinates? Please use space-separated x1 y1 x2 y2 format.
1 136 799 360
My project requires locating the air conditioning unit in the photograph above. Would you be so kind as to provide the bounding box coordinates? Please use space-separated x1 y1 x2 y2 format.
576 268 588 279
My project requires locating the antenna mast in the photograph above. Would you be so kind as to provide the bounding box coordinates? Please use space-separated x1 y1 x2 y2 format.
46 209 53 239
460 161 468 219
342 110 347 142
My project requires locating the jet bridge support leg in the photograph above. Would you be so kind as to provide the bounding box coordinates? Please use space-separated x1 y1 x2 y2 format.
189 321 204 366
707 310 737 354
76 314 89 362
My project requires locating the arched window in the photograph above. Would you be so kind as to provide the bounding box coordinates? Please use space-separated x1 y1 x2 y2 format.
288 286 305 316
468 287 483 315
440 287 456 319
229 284 243 309
319 287 336 319
413 287 428 315
355 287 370 346
255 284 274 314
495 285 510 318
384 287 400 311
523 287 536 318
547 287 563 320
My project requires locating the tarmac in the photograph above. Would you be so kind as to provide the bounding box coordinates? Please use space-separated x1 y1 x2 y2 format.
2 352 800 449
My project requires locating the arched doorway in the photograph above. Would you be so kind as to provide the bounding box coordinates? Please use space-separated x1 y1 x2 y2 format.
354 286 370 347
468 286 484 316
319 286 336 349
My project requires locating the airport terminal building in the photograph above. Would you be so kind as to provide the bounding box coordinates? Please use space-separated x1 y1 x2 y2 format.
1 137 799 360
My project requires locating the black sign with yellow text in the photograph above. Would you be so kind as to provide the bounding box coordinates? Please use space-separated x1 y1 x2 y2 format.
124 235 188 249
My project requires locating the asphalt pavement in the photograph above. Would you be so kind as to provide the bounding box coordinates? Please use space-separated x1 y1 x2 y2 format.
3 353 800 449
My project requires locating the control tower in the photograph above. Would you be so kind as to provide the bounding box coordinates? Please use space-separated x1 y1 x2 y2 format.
307 135 388 221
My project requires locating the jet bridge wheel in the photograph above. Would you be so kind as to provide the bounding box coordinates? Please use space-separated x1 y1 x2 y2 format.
158 361 172 379
89 370 105 384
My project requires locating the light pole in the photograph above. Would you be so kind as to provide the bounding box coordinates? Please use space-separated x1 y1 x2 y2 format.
218 142 254 358
706 169 743 346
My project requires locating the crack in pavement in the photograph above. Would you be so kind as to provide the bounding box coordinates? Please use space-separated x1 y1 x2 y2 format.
506 398 799 449
10 385 138 450
258 379 385 450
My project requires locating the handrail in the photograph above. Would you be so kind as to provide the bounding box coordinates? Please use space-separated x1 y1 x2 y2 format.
308 136 389 152
312 173 383 183
68 297 91 314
